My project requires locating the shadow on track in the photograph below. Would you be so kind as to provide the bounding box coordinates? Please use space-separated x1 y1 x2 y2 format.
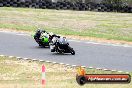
51 53 73 56
32 46 50 49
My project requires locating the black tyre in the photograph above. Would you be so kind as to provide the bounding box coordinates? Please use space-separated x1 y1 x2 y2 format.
6 4 10 7
76 75 86 85
66 5 70 9
29 3 36 8
42 6 46 9
63 6 67 10
68 47 75 55
12 3 17 7
3 1 7 6
9 2 14 6
71 49 75 55
69 7 73 10
56 6 60 10
0 3 3 7
38 2 42 8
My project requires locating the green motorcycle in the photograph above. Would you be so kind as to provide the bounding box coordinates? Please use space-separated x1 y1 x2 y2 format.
33 29 50 47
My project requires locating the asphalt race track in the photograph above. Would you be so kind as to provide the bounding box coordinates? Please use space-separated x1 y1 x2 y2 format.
0 31 132 71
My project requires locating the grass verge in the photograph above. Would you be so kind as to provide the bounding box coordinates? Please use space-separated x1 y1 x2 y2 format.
0 56 131 88
0 7 132 42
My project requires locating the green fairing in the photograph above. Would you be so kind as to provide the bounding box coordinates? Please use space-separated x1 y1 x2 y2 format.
41 37 49 43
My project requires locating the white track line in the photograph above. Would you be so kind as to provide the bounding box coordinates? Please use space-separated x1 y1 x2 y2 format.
0 54 130 73
70 39 132 48
0 31 29 36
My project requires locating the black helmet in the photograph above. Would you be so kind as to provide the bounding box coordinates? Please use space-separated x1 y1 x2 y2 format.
42 30 46 33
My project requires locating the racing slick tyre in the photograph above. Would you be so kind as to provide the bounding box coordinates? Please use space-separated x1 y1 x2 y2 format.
68 46 75 55
71 49 75 55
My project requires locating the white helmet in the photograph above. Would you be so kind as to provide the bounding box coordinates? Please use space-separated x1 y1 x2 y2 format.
49 32 53 36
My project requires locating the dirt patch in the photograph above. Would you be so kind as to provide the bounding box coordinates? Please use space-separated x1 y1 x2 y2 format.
1 28 132 45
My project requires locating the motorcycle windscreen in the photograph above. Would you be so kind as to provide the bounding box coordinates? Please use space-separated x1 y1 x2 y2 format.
58 37 68 44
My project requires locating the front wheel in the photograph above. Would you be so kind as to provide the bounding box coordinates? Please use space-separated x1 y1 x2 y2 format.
71 49 75 55
68 47 75 55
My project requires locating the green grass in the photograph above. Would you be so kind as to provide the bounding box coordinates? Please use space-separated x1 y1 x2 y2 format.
0 7 132 41
0 56 131 88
